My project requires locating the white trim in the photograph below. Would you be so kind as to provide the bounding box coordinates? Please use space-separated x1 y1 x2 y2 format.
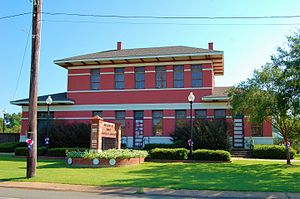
68 73 90 76
125 71 134 74
184 69 191 72
166 70 173 72
202 97 230 101
68 87 212 93
145 70 155 73
163 116 175 119
144 117 152 119
100 72 114 75
125 117 134 119
54 53 221 65
202 68 213 71
22 102 231 112
64 60 213 70
11 100 75 105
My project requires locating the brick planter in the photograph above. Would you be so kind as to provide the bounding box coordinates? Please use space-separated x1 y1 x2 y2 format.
66 157 145 167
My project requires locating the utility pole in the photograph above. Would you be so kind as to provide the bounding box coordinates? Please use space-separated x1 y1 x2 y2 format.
27 0 42 178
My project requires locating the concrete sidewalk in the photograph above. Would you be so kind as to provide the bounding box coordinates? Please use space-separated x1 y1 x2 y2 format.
0 181 299 199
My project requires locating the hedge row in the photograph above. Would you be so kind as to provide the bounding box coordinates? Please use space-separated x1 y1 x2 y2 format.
148 148 231 161
193 149 231 161
48 148 88 157
149 148 188 160
143 143 178 151
15 147 46 156
252 145 296 159
0 142 26 152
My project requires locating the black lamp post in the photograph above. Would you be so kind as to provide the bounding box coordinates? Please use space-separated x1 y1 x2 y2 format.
2 109 6 133
188 92 195 160
45 96 52 153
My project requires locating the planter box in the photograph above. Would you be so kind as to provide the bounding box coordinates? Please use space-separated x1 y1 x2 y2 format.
66 157 145 167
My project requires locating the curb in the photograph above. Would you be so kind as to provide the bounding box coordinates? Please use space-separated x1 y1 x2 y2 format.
1 181 300 199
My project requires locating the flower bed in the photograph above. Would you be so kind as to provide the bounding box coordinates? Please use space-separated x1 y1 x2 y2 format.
66 149 148 167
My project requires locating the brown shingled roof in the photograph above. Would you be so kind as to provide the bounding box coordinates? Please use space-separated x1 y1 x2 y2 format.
202 87 232 101
54 46 223 63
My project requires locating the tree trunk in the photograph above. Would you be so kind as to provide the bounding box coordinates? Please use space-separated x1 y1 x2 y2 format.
284 136 291 165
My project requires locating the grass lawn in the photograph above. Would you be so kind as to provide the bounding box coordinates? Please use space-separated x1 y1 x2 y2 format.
1 154 300 192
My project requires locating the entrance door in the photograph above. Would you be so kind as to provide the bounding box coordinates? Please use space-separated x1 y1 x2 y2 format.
133 111 144 148
233 116 244 148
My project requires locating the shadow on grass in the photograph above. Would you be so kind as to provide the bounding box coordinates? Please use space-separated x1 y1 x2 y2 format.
107 162 300 192
0 177 28 182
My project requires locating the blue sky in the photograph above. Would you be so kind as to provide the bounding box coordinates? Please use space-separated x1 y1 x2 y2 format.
1 0 300 114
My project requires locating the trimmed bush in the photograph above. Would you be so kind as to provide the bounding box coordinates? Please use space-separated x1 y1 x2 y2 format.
15 147 46 156
193 149 231 161
48 148 88 157
252 145 296 159
0 142 19 152
149 148 188 160
66 149 148 159
143 143 178 151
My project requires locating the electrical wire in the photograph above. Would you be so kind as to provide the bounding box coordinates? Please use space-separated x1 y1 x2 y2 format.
0 12 31 20
42 19 300 26
42 12 300 20
12 25 31 100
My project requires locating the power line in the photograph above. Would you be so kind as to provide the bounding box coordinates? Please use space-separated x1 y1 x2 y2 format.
0 12 31 20
42 12 300 20
12 26 31 100
42 19 300 26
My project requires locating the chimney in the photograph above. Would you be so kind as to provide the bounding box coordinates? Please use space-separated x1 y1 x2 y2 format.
208 42 214 50
117 41 122 50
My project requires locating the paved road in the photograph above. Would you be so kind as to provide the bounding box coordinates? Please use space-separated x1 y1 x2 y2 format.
0 187 189 199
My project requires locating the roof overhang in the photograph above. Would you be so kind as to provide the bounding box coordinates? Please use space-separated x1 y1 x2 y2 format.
202 96 230 102
54 52 224 76
10 100 75 106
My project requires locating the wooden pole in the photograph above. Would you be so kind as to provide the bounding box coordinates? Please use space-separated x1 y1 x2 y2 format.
27 0 42 178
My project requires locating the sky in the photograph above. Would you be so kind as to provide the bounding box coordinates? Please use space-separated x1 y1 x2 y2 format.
0 0 300 114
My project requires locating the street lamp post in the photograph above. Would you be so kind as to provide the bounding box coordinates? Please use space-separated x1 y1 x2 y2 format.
45 96 52 154
2 109 6 133
187 92 195 160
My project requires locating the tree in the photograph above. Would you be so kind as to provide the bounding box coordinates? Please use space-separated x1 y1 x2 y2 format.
228 31 300 164
0 112 22 133
171 119 230 150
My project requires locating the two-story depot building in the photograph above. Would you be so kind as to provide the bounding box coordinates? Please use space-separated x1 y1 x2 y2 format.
11 42 273 148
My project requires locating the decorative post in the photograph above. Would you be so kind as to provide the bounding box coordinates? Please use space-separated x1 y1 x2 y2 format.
90 116 103 152
115 123 122 149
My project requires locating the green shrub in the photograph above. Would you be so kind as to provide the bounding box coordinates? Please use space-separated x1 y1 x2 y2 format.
15 147 46 156
149 148 188 160
143 143 178 151
193 149 231 161
47 148 88 157
39 122 90 148
0 142 19 152
252 145 296 159
66 149 148 159
171 119 230 150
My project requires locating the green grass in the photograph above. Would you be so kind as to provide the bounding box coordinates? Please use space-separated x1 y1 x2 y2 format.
295 154 300 160
1 154 300 192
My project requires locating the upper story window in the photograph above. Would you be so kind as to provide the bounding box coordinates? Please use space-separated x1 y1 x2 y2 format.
152 111 163 136
92 111 103 117
90 69 100 90
135 67 145 89
173 65 184 88
115 68 124 89
175 110 186 128
214 109 226 119
156 66 166 88
195 109 207 119
191 65 202 87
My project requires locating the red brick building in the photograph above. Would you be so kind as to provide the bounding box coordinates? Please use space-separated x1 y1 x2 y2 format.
11 42 273 148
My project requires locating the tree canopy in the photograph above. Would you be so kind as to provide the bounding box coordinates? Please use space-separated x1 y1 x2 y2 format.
228 31 300 143
0 112 22 133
